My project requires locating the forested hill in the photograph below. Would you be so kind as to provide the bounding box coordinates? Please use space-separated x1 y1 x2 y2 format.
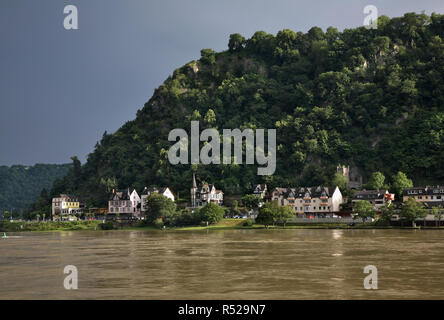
48 12 443 207
0 163 72 212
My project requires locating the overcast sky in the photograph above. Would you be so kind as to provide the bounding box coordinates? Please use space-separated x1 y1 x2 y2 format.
0 0 443 166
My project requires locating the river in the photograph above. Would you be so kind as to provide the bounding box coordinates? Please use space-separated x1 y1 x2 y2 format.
1 229 443 299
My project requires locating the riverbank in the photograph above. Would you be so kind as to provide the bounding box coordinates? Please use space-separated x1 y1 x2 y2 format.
0 220 102 232
2 219 443 233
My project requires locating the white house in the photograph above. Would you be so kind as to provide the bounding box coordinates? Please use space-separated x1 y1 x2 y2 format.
270 186 344 216
141 187 175 212
52 194 82 220
108 188 141 218
190 173 223 207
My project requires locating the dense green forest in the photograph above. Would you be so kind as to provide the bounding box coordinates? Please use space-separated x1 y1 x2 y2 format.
42 13 443 208
0 163 72 212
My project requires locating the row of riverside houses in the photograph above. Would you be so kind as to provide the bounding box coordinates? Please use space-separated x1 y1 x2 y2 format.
254 184 444 217
267 186 344 217
107 187 175 220
402 186 444 209
51 168 444 221
350 186 444 211
51 174 224 221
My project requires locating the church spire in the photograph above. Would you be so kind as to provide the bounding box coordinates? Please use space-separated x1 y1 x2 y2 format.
192 173 197 188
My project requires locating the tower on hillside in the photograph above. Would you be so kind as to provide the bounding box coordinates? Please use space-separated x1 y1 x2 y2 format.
337 164 363 189
337 165 350 183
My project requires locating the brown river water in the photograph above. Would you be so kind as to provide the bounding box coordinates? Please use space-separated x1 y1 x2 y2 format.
1 229 444 299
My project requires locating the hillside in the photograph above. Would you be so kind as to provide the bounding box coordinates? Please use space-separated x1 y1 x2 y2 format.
0 163 72 212
47 12 443 207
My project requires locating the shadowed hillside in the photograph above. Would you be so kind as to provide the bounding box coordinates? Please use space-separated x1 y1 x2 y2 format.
43 12 443 207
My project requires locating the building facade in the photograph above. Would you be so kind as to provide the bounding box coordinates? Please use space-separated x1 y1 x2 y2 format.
190 173 223 207
108 188 141 218
270 186 344 216
52 194 82 220
352 189 395 210
403 186 444 209
141 187 175 212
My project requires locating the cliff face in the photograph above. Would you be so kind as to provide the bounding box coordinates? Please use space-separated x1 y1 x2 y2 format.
49 13 444 206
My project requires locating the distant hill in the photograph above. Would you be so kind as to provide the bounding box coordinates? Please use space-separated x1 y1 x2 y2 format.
0 163 72 212
44 12 443 207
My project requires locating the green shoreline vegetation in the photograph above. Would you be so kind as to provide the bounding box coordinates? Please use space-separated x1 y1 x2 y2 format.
1 218 443 233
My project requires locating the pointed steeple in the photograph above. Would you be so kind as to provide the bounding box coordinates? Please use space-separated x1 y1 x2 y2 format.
192 173 197 188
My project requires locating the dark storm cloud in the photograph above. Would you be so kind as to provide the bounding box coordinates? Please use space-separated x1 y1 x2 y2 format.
0 0 442 165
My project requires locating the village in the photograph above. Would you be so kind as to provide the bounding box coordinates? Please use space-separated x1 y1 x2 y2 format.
49 165 444 228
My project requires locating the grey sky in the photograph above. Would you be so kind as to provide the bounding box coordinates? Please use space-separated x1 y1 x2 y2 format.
0 0 442 166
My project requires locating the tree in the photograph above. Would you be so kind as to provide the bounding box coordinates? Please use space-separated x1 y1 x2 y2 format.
200 49 216 65
204 109 216 127
256 202 276 228
100 177 117 193
353 200 376 223
331 172 348 191
399 198 426 227
3 211 11 220
432 205 443 227
242 194 261 212
145 193 176 223
365 172 385 190
228 33 246 52
255 201 292 228
276 205 295 227
380 202 396 225
199 202 224 224
391 171 413 199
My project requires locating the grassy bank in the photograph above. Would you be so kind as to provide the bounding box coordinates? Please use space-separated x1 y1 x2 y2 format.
1 219 441 233
0 220 102 232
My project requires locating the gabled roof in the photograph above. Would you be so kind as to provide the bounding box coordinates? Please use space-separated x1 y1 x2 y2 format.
55 194 80 201
109 188 135 201
353 189 388 200
141 186 173 196
272 186 338 198
404 186 444 196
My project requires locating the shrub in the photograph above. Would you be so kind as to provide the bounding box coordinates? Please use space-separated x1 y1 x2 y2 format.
243 218 253 227
154 218 164 229
99 221 115 230
199 203 224 224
